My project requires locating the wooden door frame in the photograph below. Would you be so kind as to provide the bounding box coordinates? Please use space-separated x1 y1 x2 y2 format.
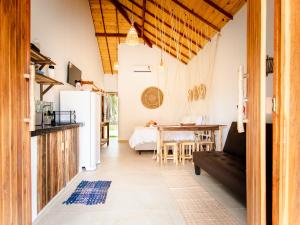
246 0 267 224
273 0 300 224
0 0 31 224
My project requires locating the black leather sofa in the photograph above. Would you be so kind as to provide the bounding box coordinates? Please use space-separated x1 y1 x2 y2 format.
193 122 272 223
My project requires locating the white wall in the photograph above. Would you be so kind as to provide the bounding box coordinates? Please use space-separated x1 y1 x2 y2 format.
118 44 188 140
118 6 248 141
31 0 104 110
118 3 274 142
104 74 118 92
187 5 247 144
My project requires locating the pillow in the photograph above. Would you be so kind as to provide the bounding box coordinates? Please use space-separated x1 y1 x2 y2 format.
145 120 157 127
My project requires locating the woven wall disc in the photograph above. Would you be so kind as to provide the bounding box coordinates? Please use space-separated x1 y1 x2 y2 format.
141 87 164 109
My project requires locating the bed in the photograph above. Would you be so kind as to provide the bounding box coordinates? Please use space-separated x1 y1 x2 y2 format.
129 126 195 153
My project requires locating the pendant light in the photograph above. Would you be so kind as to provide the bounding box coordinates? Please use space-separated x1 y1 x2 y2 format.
126 3 139 46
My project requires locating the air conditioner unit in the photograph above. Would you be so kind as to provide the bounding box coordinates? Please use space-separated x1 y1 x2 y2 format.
133 65 152 73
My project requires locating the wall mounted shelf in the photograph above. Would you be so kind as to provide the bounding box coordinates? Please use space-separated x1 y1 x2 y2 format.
35 73 63 85
31 48 56 70
35 73 63 100
30 46 63 100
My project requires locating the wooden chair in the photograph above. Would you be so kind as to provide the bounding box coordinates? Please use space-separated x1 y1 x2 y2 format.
163 142 179 165
179 141 195 165
195 130 214 151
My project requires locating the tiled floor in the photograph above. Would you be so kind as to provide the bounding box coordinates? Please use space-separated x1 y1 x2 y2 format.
33 140 246 225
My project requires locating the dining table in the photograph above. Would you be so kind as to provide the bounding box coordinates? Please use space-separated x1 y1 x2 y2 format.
156 124 226 164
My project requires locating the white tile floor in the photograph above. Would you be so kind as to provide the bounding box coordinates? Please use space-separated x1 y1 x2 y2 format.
33 139 246 225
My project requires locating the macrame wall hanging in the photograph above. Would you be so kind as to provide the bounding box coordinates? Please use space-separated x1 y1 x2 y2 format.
186 16 212 103
188 84 207 102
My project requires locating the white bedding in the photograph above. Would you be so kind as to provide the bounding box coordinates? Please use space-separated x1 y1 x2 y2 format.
129 126 195 148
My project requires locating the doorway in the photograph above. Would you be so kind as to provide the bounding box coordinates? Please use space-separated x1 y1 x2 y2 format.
101 92 118 146
107 93 118 140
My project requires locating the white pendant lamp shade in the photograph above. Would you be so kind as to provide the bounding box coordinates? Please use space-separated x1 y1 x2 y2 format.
126 25 139 46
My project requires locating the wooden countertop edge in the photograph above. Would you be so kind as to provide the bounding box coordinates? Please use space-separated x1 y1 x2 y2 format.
31 123 84 137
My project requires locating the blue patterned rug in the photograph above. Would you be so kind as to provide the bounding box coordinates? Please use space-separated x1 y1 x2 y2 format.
63 180 112 205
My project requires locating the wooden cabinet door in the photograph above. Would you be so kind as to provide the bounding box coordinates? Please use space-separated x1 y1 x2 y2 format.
37 131 64 212
0 1 31 224
64 129 70 183
63 128 79 183
68 128 79 179
37 128 79 212
56 131 65 190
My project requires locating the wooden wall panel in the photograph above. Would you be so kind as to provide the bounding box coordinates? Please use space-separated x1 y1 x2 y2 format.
37 128 79 212
273 0 300 224
247 0 266 224
0 0 31 225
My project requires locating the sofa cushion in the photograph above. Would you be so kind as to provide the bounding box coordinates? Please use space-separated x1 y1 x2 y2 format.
223 122 246 160
193 151 246 202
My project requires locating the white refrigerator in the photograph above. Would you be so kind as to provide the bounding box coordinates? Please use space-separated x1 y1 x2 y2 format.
60 91 101 171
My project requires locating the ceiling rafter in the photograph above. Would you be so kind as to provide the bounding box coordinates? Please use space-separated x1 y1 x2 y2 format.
118 1 198 55
96 33 127 37
96 29 190 64
171 0 220 32
96 32 191 62
99 0 113 74
126 0 203 49
116 6 120 44
96 30 195 58
144 30 191 61
203 0 233 20
141 0 146 38
147 0 210 42
111 0 153 47
155 41 187 64
89 0 246 74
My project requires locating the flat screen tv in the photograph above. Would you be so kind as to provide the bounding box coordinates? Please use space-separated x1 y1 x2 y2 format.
67 62 82 86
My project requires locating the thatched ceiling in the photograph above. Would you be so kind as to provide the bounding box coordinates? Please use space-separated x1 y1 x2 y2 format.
89 0 246 74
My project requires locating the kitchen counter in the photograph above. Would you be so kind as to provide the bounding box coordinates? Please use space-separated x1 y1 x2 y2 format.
31 123 83 137
31 123 81 215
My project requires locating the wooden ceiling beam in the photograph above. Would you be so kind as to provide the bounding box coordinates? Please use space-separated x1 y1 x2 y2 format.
96 31 190 60
147 0 210 41
96 31 189 64
118 2 198 56
155 42 188 65
142 0 146 37
125 0 203 49
110 0 153 47
99 0 113 74
203 0 233 20
96 33 127 37
171 0 220 32
144 30 191 61
116 6 120 44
